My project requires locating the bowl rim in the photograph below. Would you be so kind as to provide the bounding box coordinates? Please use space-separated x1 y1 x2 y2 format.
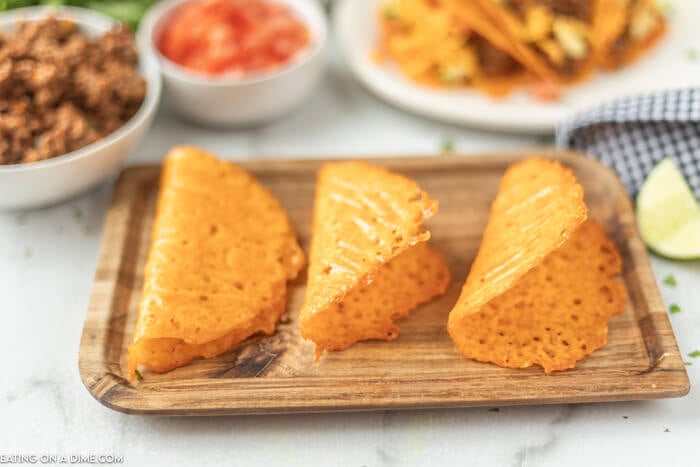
0 5 162 174
139 0 328 87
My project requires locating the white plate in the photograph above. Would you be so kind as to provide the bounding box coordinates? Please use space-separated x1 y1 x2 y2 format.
334 0 700 134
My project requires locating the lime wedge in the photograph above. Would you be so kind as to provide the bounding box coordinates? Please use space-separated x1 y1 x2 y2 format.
636 158 700 260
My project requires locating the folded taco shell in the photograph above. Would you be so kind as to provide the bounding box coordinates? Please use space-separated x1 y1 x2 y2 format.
127 147 305 379
448 158 626 373
300 161 450 358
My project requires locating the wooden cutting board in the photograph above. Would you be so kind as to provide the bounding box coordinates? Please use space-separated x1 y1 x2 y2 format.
79 152 689 415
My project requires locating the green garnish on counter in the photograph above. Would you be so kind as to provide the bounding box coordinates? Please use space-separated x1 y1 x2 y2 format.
440 138 455 154
688 350 700 358
669 304 681 314
688 49 698 62
662 274 677 287
134 369 143 381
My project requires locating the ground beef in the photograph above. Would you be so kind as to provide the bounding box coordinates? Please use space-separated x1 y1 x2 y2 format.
471 35 521 76
508 0 593 22
0 17 146 165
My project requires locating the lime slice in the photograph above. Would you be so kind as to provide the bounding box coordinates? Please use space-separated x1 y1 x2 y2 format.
636 158 700 260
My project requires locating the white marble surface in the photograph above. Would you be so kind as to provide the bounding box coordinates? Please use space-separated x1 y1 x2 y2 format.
1 34 700 467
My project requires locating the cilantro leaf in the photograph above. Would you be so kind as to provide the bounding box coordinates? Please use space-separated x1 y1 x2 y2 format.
383 6 399 20
440 138 455 154
662 274 677 287
659 1 674 16
669 304 681 314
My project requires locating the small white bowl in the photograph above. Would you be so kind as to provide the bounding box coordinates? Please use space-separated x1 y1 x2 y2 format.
138 0 327 126
0 7 162 210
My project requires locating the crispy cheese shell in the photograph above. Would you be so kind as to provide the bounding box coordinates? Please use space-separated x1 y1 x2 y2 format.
303 241 450 355
472 73 533 98
450 157 588 323
473 0 598 83
447 158 628 373
449 221 626 373
127 147 305 379
442 0 533 96
378 0 530 97
300 161 450 357
593 0 667 70
441 0 515 53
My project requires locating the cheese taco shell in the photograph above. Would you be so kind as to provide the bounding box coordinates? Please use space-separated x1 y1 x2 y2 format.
379 0 532 97
448 158 626 373
473 0 599 83
300 161 450 357
441 0 534 96
127 147 304 379
592 0 666 70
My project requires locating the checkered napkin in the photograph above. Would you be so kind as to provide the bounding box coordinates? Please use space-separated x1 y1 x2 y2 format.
555 88 700 199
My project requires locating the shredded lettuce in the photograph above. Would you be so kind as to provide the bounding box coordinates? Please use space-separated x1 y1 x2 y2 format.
0 1 159 28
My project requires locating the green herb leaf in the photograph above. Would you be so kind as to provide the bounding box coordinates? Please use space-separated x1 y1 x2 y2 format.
687 48 698 62
684 361 693 366
659 1 674 16
664 428 671 432
134 369 143 381
688 350 700 358
662 274 677 287
383 5 399 20
488 407 500 412
440 138 455 154
622 415 629 419
669 304 681 314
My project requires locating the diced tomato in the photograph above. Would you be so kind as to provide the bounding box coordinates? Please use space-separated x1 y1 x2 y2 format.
529 80 562 102
157 0 310 76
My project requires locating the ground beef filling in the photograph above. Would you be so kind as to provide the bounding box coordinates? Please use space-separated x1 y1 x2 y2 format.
0 18 146 165
472 35 521 77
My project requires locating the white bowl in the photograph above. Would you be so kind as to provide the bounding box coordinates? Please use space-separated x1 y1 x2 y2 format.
0 7 161 210
138 0 327 126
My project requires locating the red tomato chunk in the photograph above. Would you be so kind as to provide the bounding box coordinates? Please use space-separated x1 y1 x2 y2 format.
158 0 310 76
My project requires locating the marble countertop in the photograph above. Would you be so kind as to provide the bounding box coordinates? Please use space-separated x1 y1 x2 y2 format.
1 40 699 467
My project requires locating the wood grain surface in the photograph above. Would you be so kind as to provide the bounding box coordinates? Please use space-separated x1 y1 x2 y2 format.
78 152 690 415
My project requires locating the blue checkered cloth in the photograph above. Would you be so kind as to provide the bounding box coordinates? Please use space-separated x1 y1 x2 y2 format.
556 88 700 199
